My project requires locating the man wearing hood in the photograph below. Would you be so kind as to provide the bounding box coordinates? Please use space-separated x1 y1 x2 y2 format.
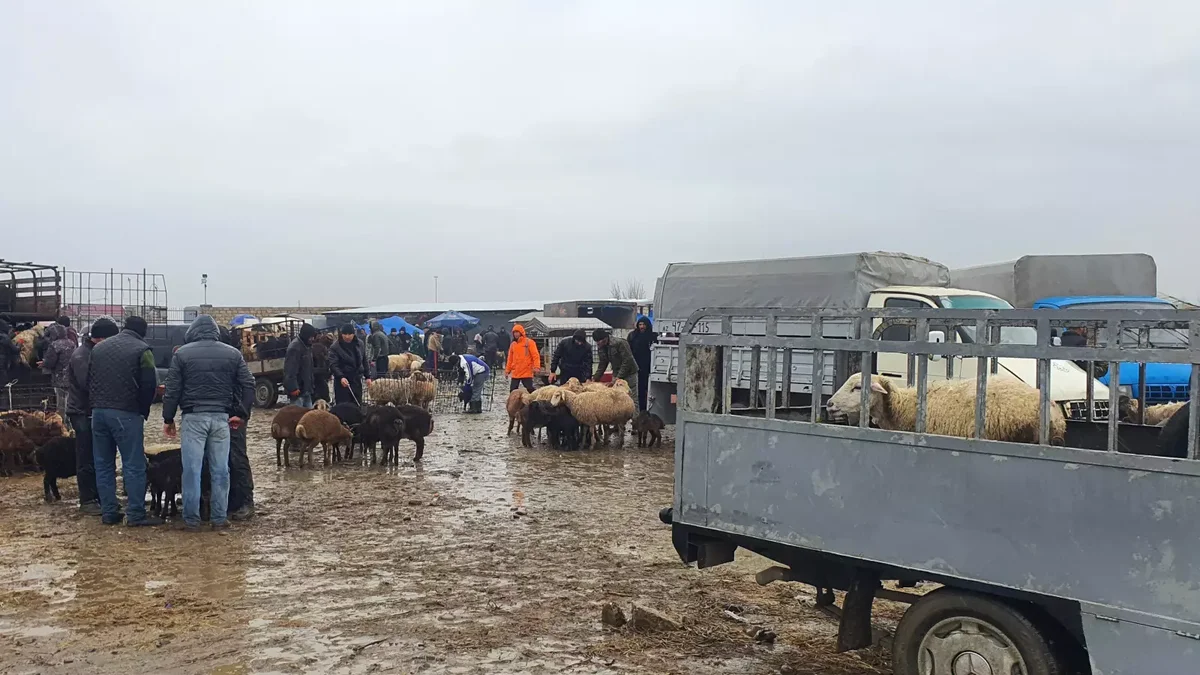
89 316 162 526
39 322 78 421
396 327 411 354
627 317 657 412
65 317 119 515
367 321 391 378
283 323 317 407
162 315 255 532
328 323 371 405
480 325 499 367
504 323 541 392
0 319 21 390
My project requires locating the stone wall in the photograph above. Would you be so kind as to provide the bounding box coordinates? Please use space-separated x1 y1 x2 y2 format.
197 305 346 325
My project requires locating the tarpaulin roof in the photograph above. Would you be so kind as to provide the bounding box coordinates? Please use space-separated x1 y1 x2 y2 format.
357 315 424 335
426 311 480 329
654 251 950 319
951 254 1157 308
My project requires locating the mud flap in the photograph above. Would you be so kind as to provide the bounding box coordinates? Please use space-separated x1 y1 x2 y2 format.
835 570 881 652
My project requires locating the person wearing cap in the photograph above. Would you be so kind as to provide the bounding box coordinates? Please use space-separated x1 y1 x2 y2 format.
283 323 318 407
549 329 593 385
88 316 162 527
64 317 119 516
328 323 371 405
593 328 639 402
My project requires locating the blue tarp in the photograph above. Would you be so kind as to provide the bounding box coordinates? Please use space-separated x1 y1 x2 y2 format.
230 314 258 326
357 315 423 336
425 311 480 329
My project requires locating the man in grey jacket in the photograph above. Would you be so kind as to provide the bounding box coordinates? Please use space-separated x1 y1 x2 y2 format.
162 315 255 531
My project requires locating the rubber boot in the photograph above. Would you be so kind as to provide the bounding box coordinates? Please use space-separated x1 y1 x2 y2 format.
470 400 483 414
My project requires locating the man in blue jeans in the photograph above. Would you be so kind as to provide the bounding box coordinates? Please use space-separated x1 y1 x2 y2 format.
162 315 255 532
88 316 162 526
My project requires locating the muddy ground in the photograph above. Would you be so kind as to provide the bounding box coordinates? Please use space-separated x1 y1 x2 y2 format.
1 403 898 675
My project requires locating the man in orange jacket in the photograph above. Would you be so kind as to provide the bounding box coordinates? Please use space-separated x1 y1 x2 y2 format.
504 324 541 392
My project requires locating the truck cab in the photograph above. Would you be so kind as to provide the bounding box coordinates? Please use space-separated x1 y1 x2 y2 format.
868 286 1110 419
1033 295 1190 403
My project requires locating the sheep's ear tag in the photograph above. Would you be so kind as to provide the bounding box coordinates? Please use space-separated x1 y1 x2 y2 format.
869 380 888 395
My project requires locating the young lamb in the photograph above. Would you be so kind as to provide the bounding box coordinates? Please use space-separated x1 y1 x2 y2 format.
0 424 35 476
328 402 366 460
36 436 77 502
631 411 665 448
543 403 582 450
271 405 311 467
294 410 354 468
825 373 1067 446
506 387 527 436
145 445 184 519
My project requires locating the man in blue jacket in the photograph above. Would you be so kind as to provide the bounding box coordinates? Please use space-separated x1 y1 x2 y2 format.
162 315 255 532
88 316 162 526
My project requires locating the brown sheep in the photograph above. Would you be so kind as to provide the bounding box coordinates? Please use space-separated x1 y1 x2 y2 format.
506 387 527 436
294 410 354 468
1121 399 1187 426
0 424 35 476
270 405 311 467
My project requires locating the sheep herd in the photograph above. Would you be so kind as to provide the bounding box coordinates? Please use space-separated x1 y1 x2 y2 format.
271 399 434 468
505 378 665 451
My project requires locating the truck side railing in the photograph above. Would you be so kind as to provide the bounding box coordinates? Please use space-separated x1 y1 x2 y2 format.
677 307 1200 459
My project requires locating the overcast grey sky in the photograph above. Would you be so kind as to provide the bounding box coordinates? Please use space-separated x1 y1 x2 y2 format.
2 1 1198 308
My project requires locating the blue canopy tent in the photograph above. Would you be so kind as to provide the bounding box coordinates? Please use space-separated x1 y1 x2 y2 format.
230 314 258 326
356 315 424 336
425 311 480 330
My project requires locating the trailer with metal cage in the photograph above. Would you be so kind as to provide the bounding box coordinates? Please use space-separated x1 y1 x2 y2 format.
660 306 1199 675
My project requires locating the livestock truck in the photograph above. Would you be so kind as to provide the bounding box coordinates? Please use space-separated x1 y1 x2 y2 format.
648 252 1109 425
659 303 1200 674
952 254 1192 405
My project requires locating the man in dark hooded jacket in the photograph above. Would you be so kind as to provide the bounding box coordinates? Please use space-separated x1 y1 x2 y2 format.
283 323 317 407
367 321 391 378
162 315 255 531
549 329 593 384
627 317 657 412
219 324 257 520
40 322 78 421
66 317 119 515
0 318 21 390
89 316 161 526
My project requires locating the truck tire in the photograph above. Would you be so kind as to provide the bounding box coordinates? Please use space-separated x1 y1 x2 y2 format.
893 588 1060 675
254 378 278 409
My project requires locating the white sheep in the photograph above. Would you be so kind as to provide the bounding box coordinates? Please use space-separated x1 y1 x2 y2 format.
825 373 1066 446
1122 399 1186 426
566 383 638 448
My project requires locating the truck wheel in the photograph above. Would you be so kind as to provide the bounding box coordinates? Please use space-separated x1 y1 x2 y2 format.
893 589 1060 675
254 378 278 409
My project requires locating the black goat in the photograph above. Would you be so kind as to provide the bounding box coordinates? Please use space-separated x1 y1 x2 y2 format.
396 404 434 462
36 436 77 502
631 412 665 448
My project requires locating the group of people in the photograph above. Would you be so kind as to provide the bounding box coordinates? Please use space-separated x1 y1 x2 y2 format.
514 317 658 413
9 313 260 530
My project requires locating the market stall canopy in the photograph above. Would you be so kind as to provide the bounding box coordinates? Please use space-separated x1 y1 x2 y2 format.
357 315 424 336
425 311 480 329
